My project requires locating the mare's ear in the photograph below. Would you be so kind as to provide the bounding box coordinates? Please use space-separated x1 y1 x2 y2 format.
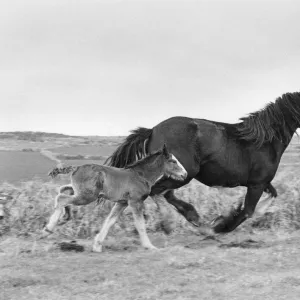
162 143 170 158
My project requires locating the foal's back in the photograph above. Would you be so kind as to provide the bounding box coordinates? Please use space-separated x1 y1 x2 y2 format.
71 164 149 201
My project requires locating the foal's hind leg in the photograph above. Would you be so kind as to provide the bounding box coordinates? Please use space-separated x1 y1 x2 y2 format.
41 192 95 237
93 202 127 253
41 193 74 237
59 185 75 224
129 200 157 250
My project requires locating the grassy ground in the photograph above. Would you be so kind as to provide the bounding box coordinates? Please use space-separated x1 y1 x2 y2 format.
1 232 300 300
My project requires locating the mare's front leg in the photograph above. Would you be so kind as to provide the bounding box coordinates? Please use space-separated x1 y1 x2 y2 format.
129 200 157 250
164 190 200 226
150 177 201 227
212 185 265 233
93 201 127 252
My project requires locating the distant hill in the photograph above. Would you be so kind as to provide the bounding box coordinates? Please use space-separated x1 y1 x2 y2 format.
0 131 78 141
0 131 125 142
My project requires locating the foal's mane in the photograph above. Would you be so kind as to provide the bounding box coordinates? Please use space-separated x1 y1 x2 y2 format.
124 150 163 169
236 92 300 147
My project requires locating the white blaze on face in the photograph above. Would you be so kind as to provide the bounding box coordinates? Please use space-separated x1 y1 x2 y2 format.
171 154 188 178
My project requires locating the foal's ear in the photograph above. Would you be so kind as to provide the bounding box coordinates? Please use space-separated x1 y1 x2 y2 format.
162 143 170 157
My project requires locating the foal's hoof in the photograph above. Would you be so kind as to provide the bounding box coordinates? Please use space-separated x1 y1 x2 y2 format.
144 244 158 250
92 245 103 253
39 228 52 239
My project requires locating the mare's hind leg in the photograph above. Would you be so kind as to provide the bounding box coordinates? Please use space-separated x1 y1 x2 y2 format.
212 185 265 233
129 200 157 250
93 202 127 253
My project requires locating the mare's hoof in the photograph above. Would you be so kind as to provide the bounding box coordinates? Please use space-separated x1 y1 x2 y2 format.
211 215 229 233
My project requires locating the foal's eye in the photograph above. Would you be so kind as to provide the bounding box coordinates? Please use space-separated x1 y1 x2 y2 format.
170 159 176 164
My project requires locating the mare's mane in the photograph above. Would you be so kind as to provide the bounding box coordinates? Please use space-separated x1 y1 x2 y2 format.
236 92 300 147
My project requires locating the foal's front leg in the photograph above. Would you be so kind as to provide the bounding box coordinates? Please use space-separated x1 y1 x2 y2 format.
129 200 157 250
93 201 127 252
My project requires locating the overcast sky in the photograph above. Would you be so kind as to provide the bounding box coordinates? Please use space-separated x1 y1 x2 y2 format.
0 0 300 136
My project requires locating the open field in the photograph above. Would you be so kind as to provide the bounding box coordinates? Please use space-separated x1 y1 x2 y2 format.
1 232 300 300
0 151 56 183
1 132 300 299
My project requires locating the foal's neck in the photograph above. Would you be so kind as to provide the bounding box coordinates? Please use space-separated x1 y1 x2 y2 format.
131 157 164 185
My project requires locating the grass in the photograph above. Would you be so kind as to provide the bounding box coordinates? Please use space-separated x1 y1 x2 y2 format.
1 232 300 300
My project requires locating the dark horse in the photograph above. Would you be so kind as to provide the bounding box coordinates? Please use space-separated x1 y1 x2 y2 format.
106 92 300 233
41 145 187 251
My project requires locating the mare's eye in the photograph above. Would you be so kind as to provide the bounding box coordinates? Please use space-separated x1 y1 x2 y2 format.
170 159 176 164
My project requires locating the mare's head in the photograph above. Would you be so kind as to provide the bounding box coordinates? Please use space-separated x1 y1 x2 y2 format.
160 144 187 181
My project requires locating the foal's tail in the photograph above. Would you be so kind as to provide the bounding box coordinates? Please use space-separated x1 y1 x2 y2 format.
48 166 77 178
105 127 153 167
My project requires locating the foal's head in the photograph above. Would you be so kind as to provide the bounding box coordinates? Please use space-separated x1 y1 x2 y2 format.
159 144 187 181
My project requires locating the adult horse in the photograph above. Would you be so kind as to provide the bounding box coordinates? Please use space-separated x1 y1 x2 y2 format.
105 92 300 233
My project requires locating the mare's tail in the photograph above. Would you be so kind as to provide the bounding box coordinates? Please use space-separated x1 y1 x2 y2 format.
48 166 77 178
105 127 153 167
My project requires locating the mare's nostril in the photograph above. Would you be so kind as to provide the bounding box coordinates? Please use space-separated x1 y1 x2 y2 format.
0 215 4 220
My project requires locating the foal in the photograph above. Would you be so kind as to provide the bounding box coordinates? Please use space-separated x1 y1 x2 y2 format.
41 145 187 252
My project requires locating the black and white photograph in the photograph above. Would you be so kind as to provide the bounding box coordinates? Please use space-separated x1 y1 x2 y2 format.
1 0 300 299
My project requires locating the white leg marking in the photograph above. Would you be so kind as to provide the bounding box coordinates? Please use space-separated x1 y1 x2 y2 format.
41 207 64 238
41 193 74 238
93 202 127 253
0 204 4 218
130 201 157 250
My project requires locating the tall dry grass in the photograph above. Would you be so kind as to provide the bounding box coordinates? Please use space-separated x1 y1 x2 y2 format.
1 162 300 238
